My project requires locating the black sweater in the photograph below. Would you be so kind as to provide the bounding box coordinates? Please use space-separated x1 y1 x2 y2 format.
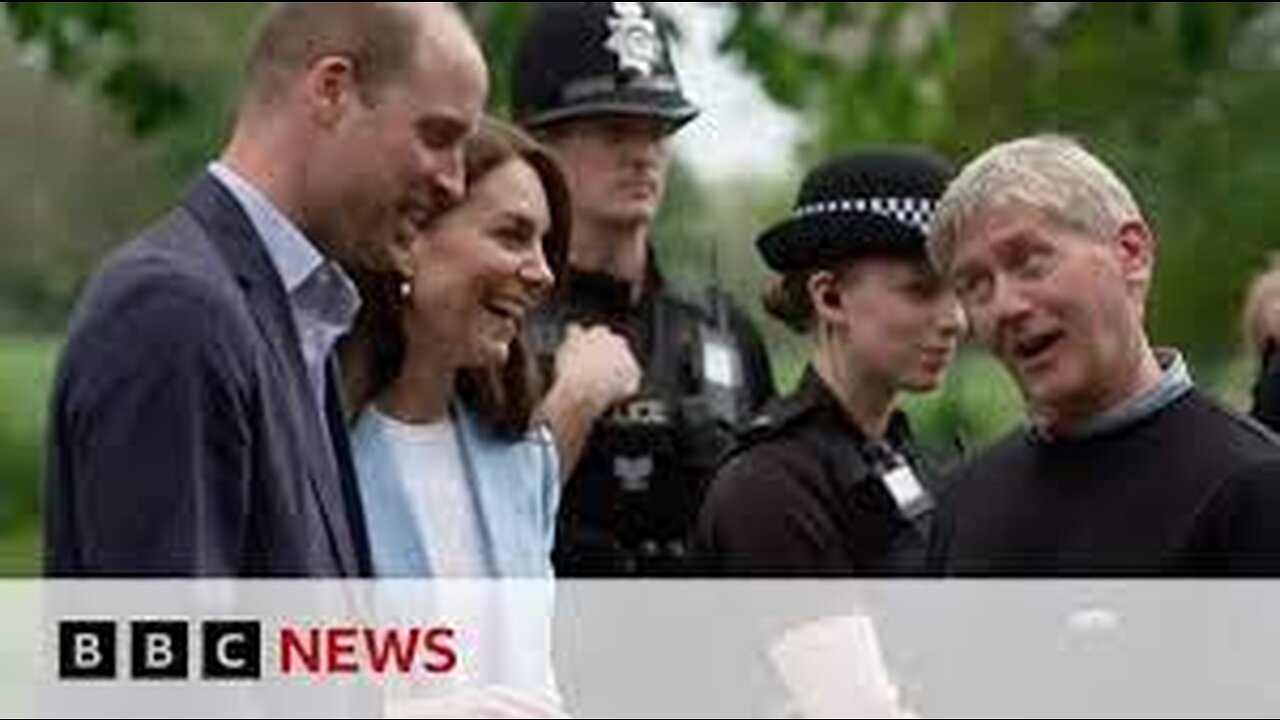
934 389 1280 576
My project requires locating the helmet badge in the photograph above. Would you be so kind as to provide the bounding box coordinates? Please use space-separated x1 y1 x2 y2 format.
605 2 661 78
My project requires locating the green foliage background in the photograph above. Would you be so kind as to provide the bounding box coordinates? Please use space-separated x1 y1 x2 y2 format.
3 2 1276 574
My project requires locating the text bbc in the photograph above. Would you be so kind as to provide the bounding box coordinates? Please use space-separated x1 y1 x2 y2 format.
58 621 459 681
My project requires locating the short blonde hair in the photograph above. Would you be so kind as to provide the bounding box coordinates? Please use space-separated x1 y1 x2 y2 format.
929 135 1144 270
1242 258 1280 355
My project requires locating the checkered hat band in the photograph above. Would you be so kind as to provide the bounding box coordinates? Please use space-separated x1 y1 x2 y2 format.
793 197 936 234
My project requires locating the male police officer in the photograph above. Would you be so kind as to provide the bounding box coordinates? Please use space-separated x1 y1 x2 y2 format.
513 2 775 576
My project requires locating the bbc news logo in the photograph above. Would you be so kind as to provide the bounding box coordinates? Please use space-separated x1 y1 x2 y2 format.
59 621 262 681
58 621 458 682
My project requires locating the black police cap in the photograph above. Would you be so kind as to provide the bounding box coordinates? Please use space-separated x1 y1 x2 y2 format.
757 149 954 273
512 2 699 132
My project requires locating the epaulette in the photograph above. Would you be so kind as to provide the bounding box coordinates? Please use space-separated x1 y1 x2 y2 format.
713 392 823 473
734 393 817 447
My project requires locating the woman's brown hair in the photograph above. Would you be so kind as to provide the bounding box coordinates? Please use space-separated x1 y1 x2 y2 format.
762 271 818 335
343 118 571 439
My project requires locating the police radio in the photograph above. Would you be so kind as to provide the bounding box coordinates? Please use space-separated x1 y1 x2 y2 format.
598 394 685 573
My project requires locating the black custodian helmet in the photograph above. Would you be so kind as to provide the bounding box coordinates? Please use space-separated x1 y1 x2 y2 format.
512 2 700 133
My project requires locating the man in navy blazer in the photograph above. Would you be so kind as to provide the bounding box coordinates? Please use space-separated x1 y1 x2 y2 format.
46 2 488 577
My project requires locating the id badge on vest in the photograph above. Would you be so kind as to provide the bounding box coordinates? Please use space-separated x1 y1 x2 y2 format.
880 458 934 521
701 334 740 390
698 330 745 425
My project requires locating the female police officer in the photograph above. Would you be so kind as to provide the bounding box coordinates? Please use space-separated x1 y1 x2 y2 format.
695 149 964 576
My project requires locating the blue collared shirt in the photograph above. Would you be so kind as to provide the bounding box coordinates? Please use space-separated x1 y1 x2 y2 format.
208 162 361 430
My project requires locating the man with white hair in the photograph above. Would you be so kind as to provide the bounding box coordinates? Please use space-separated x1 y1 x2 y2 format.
927 135 1280 576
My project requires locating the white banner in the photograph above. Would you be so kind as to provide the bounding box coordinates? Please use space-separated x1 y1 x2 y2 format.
4 581 1279 718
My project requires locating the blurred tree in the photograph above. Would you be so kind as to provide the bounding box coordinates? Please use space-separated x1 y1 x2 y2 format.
2 2 261 176
0 18 161 329
3 2 185 136
458 2 528 117
8 2 1280 362
0 3 261 328
717 2 954 154
719 2 1280 364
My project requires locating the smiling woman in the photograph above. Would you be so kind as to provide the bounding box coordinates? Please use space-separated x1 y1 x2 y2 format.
341 118 573 581
345 118 571 442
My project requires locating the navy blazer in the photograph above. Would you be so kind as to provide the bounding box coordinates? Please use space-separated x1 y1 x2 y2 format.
46 172 371 577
